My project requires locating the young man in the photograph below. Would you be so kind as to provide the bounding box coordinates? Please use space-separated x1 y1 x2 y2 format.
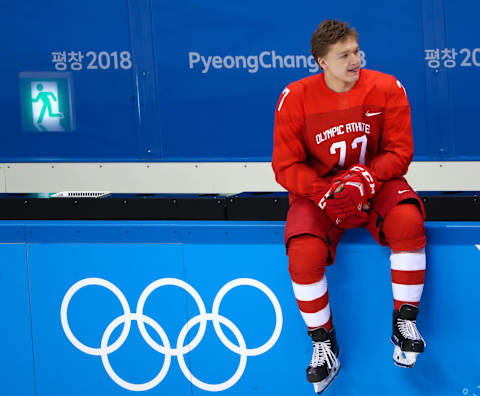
272 19 427 393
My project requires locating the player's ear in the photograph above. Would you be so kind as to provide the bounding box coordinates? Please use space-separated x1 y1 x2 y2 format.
318 57 327 70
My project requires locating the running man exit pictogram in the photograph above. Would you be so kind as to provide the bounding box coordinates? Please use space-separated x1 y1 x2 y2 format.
19 72 75 132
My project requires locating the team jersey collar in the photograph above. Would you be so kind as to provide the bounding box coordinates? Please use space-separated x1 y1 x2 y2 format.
320 69 363 95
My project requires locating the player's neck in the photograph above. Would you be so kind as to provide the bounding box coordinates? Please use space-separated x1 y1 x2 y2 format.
323 72 357 93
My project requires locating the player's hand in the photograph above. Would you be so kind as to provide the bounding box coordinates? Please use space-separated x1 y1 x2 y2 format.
319 176 370 229
344 164 381 198
330 174 370 211
333 208 369 229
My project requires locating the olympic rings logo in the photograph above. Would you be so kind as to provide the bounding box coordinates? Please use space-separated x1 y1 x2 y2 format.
60 277 283 392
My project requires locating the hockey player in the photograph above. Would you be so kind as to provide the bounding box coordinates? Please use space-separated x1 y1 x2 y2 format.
272 19 427 393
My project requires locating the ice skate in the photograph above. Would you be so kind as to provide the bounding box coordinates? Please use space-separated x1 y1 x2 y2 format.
306 327 340 394
391 304 426 368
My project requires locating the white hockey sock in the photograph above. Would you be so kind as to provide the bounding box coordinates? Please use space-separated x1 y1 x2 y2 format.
390 248 426 308
292 275 331 329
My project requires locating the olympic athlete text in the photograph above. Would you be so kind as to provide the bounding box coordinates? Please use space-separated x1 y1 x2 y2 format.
272 19 427 394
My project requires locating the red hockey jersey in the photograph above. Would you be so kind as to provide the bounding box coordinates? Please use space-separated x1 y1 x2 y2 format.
272 69 414 204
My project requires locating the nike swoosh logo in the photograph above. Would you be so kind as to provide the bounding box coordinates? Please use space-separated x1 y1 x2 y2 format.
365 111 382 117
397 190 410 194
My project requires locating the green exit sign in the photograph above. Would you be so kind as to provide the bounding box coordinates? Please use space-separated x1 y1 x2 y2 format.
19 72 75 132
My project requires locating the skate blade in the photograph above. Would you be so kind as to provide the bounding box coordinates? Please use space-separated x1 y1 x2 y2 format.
312 361 341 394
392 344 418 368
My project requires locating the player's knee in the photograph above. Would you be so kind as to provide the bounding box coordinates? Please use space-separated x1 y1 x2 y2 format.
287 234 329 284
383 203 426 251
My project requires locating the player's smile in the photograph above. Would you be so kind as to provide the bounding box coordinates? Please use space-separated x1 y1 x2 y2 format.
347 66 360 74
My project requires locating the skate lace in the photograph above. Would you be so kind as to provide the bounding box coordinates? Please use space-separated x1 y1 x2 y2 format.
398 319 422 340
311 340 337 369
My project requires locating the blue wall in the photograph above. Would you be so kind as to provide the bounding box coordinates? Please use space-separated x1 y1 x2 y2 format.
1 0 479 161
1 220 479 395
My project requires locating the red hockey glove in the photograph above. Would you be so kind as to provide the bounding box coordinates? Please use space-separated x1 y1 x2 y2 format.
333 208 369 229
318 175 370 229
345 164 381 198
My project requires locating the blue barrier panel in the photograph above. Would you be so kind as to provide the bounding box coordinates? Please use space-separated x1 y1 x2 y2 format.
182 242 290 394
2 0 480 161
323 229 480 395
152 0 429 161
181 224 480 395
1 0 138 161
26 241 191 396
0 221 479 395
0 225 35 396
443 1 480 159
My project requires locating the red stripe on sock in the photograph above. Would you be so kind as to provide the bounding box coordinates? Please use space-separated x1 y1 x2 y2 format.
297 291 329 313
391 269 425 285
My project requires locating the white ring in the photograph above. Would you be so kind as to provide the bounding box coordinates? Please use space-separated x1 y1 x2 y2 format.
100 313 172 392
60 278 131 356
135 278 208 356
211 278 283 356
176 313 248 392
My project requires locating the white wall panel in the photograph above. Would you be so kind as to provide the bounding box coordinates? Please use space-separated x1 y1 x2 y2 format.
1 162 478 194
